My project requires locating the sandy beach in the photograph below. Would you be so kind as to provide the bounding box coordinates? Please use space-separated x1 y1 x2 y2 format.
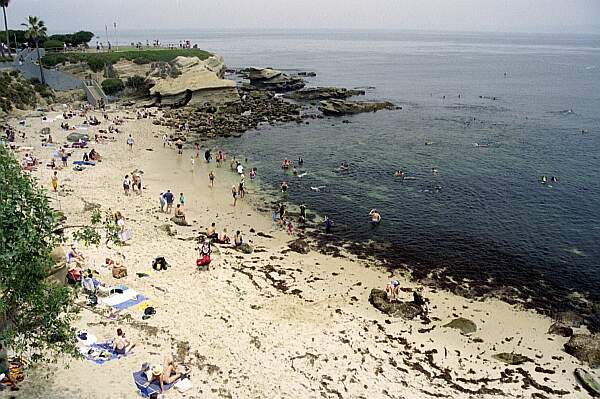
4 106 597 399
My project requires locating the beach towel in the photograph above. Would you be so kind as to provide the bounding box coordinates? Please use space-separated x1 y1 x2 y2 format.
103 287 148 310
73 161 96 166
80 341 127 365
133 371 174 397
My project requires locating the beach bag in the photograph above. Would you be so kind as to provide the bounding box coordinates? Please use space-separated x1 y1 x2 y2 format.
152 256 168 271
112 265 128 279
196 255 211 270
66 268 82 284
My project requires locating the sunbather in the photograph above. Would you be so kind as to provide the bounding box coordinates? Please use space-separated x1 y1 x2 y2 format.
113 328 136 355
143 355 187 393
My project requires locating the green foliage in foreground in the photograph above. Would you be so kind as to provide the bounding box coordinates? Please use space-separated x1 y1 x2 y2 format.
42 48 212 71
0 145 79 363
101 78 124 95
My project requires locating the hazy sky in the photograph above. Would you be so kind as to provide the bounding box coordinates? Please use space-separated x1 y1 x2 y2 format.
6 0 600 34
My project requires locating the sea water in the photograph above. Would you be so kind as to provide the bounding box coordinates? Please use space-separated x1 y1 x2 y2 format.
119 29 600 309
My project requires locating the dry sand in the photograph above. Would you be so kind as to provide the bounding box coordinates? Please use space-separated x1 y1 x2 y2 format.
4 106 597 399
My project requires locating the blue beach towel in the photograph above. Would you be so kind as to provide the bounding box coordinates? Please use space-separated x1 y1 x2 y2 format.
72 161 96 166
83 341 127 365
133 371 174 397
112 295 148 310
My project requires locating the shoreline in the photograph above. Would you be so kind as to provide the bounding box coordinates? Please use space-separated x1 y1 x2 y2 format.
5 107 597 398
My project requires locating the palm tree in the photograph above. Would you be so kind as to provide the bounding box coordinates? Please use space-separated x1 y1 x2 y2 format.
22 16 46 84
0 0 10 56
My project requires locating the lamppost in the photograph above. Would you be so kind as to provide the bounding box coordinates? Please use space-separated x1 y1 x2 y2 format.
114 22 118 51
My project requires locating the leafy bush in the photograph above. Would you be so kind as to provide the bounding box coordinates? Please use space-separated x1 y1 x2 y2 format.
43 39 65 50
87 57 106 73
103 63 119 79
33 82 55 100
133 57 150 65
49 31 94 46
169 68 181 79
0 145 79 363
126 75 146 89
101 78 124 95
0 71 38 113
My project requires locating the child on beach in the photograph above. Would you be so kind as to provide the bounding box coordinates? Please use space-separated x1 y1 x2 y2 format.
127 135 134 150
209 171 215 187
232 186 238 206
179 193 185 207
51 171 58 192
287 221 294 235
123 175 131 196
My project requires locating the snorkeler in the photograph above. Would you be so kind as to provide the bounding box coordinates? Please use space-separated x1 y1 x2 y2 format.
541 175 548 184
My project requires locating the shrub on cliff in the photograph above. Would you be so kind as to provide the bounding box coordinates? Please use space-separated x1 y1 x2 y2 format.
101 78 124 95
0 71 38 113
126 75 146 90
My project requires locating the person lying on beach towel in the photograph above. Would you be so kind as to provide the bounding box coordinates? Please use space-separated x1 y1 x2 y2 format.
139 356 188 394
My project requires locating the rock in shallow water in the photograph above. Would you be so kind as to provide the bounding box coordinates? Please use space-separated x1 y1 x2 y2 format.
564 334 600 367
368 289 423 320
319 99 396 116
443 317 477 334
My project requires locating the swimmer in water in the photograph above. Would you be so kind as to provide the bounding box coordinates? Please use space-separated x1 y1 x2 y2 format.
432 167 438 175
338 162 349 172
541 176 548 184
292 167 298 176
281 181 289 193
369 209 381 225
394 169 405 178
298 157 304 166
551 176 558 183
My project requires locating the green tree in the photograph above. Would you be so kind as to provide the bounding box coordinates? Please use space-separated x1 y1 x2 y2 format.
0 144 78 363
22 16 47 84
0 0 10 56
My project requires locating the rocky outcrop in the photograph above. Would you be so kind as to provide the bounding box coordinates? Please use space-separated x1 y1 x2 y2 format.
575 368 600 396
288 239 310 254
284 87 365 101
245 67 305 92
369 289 423 319
493 353 532 365
547 322 573 337
443 318 477 334
170 216 190 226
564 334 600 367
319 99 396 116
149 55 239 106
155 87 302 138
236 243 254 254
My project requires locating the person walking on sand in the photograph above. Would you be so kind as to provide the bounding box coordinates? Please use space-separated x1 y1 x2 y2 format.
127 135 134 150
123 175 131 196
159 192 166 212
179 192 185 207
163 190 174 213
209 170 215 187
51 171 59 192
162 133 168 148
238 177 246 199
232 185 238 206
195 143 201 158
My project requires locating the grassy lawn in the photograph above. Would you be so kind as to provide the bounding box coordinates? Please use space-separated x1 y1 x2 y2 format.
42 48 212 71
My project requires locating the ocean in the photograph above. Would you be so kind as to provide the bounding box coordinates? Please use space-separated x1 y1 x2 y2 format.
118 29 600 311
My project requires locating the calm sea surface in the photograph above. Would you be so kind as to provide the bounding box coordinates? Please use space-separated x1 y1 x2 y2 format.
119 30 600 308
